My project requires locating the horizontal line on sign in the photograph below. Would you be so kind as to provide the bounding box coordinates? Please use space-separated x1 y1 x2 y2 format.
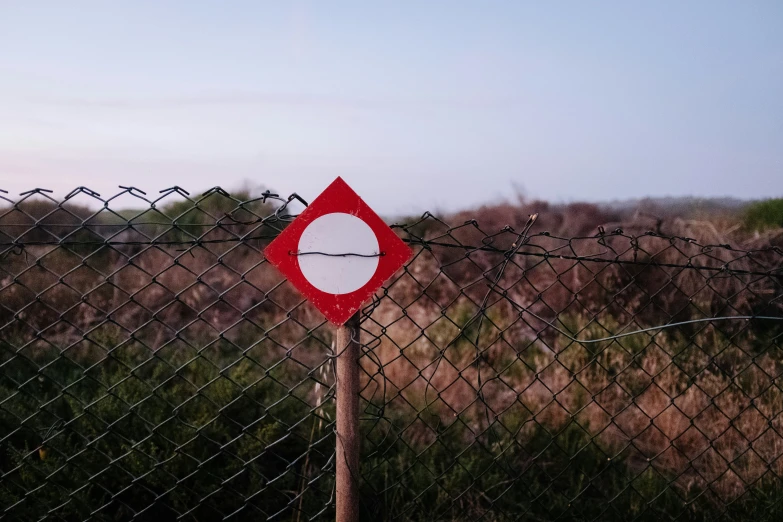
288 250 386 258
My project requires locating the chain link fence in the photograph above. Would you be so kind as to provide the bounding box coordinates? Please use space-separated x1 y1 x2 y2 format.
0 186 782 521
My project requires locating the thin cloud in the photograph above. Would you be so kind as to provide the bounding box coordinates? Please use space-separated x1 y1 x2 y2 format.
25 92 520 112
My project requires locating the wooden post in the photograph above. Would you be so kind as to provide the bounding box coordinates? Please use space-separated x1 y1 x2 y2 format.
335 313 360 522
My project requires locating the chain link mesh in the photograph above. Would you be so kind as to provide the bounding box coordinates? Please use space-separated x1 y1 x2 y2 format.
0 187 781 521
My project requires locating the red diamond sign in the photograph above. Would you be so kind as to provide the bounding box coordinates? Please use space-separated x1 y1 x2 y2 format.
264 177 412 325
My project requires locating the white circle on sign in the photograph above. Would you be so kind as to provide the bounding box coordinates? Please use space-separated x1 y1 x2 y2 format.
297 213 380 295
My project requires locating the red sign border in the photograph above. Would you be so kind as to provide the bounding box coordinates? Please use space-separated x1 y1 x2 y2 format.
263 177 412 325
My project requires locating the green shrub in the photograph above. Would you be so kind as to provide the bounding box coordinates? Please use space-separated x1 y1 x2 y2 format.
0 341 335 521
742 199 783 231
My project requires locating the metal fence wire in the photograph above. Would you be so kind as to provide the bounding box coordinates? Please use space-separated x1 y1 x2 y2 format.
1 186 782 522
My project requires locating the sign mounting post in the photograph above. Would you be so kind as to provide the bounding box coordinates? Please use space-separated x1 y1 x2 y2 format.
334 312 360 522
264 177 412 521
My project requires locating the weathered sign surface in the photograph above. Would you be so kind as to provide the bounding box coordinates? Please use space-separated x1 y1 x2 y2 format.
264 177 412 325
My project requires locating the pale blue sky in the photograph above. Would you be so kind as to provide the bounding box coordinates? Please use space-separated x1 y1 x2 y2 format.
0 1 781 213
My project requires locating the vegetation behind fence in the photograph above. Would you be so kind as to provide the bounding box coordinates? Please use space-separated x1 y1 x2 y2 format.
1 187 782 521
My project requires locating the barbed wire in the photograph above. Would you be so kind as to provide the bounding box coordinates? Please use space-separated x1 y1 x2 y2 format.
1 236 780 279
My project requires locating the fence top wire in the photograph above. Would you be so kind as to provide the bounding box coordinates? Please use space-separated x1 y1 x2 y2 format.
0 186 780 277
